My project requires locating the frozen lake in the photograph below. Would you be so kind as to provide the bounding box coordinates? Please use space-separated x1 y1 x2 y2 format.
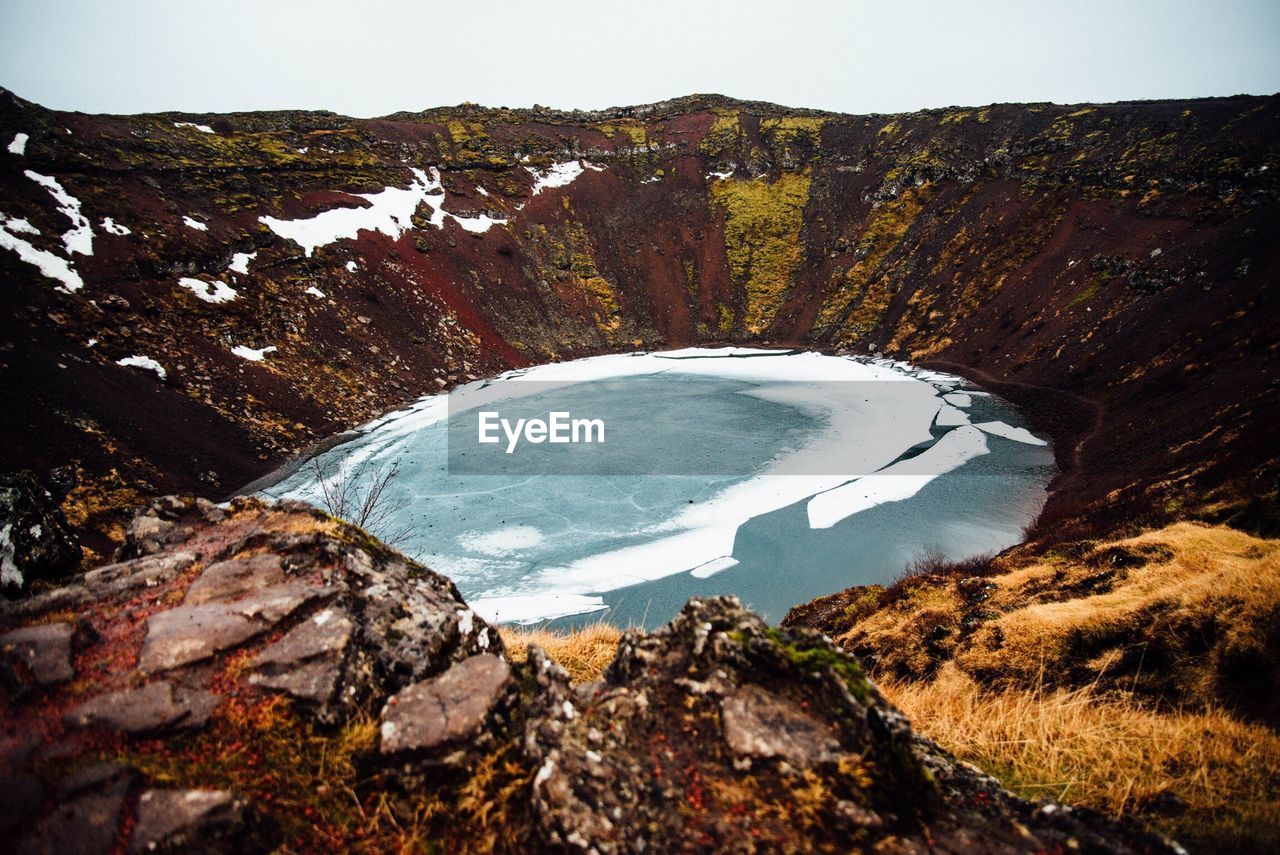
264 348 1053 628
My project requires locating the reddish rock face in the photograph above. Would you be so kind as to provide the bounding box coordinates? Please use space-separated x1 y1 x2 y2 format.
0 91 1275 555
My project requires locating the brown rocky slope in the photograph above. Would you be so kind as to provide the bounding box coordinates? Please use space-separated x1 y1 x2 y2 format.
0 90 1276 563
1 496 1184 853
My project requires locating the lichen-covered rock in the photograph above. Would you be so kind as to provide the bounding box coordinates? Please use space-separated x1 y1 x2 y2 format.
379 653 511 756
129 789 245 854
0 622 74 688
520 596 1180 854
0 498 1179 853
0 470 81 593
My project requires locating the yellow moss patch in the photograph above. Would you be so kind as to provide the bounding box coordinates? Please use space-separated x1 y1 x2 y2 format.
698 109 742 157
815 184 933 342
708 171 811 335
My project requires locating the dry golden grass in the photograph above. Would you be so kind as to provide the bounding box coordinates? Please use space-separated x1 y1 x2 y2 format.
832 522 1280 712
499 622 622 685
882 664 1280 852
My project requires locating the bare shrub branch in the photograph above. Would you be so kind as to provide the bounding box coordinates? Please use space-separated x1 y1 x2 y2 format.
304 456 415 547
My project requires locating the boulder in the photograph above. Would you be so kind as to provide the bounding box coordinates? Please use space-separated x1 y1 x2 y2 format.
0 470 81 593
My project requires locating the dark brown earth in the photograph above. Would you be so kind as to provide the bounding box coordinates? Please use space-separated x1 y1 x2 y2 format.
0 497 1183 853
0 90 1276 563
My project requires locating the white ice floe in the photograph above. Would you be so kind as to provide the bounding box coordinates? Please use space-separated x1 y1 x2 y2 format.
8 133 28 155
0 212 84 292
935 403 969 427
25 170 93 256
182 216 208 232
228 251 256 274
116 355 167 380
174 121 215 134
807 425 990 529
259 168 506 256
689 556 740 579
457 525 545 557
469 593 608 626
305 285 326 298
101 217 131 236
526 159 604 195
178 276 237 303
972 421 1048 446
231 344 277 362
943 392 972 408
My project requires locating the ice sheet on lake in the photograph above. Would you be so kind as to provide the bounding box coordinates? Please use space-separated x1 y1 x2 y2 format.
973 421 1048 446
457 525 545 557
689 556 740 579
469 593 607 625
943 392 972 408
806 425 990 529
935 403 969 427
268 348 1036 624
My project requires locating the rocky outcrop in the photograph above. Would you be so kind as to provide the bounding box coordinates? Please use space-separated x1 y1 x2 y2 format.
0 497 1180 852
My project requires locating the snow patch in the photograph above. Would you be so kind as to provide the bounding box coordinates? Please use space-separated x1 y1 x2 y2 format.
231 344 277 362
8 133 28 155
305 286 326 298
228 251 256 274
344 260 357 272
0 524 21 588
178 277 237 303
0 212 83 292
526 159 604 195
258 168 506 257
174 121 214 134
101 217 131 236
116 355 167 380
25 170 93 256
182 216 208 232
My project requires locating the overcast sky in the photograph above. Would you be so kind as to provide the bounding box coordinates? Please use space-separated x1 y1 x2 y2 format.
2 0 1278 117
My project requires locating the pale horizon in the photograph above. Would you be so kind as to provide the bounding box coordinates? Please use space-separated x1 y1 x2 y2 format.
1 0 1278 119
